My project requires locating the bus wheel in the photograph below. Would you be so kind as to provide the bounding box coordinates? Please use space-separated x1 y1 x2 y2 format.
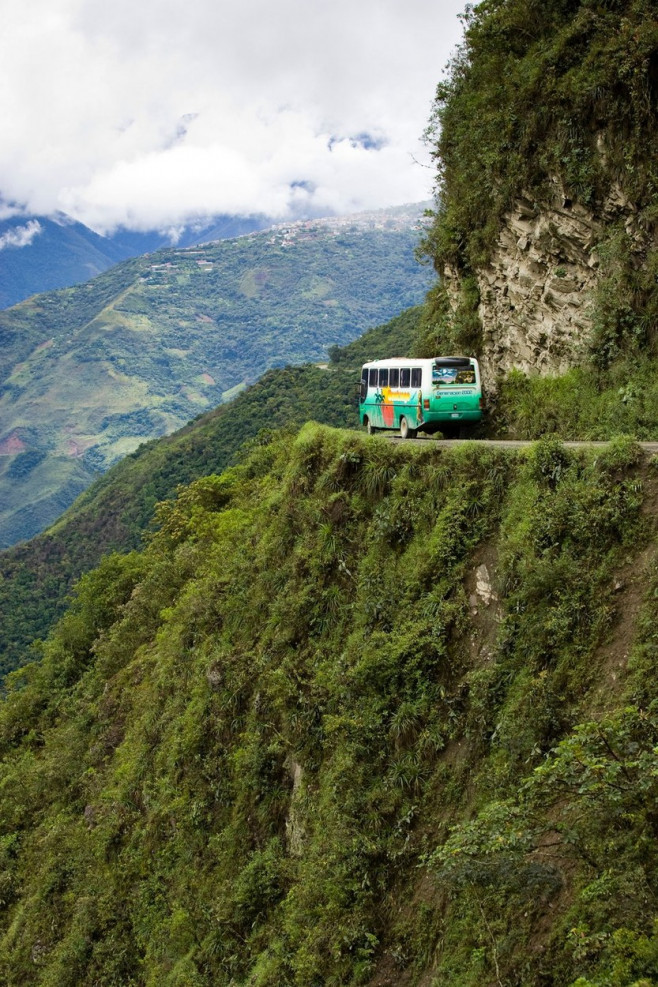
365 418 376 435
399 416 416 440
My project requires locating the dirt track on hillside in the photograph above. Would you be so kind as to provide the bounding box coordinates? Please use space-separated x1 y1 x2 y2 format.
385 437 658 453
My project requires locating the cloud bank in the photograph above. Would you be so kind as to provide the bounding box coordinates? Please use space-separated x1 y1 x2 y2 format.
0 0 466 232
0 220 43 250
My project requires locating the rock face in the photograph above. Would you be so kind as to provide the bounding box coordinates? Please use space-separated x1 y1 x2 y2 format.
472 563 496 609
285 757 305 856
443 181 644 386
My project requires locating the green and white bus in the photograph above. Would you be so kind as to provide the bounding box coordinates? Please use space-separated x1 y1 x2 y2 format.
359 356 483 438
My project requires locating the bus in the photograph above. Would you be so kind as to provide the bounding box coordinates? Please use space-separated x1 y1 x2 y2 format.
359 356 483 439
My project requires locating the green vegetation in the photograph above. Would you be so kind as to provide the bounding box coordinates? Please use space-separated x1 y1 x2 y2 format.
422 0 658 275
0 208 431 546
0 455 98 552
0 426 653 985
0 214 270 311
493 355 658 439
418 0 658 425
327 306 423 369
0 309 421 679
3 4 658 981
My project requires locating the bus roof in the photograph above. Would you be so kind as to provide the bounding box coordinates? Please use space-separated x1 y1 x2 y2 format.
361 355 478 369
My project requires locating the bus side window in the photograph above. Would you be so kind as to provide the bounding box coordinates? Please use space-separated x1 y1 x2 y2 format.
400 367 410 387
369 368 378 387
378 368 389 387
390 368 400 387
361 367 368 382
411 368 422 388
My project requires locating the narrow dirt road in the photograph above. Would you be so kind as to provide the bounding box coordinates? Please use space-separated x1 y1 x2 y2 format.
384 437 658 453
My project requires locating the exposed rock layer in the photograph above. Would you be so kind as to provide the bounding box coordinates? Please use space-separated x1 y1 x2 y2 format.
444 183 646 386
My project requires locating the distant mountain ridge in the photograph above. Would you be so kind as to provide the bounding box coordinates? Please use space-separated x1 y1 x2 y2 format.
0 213 129 309
0 307 421 678
0 210 272 309
0 204 431 546
0 203 431 311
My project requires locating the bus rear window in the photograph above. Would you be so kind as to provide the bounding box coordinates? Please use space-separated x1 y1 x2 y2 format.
411 368 422 388
390 368 400 387
400 368 410 387
369 368 378 387
433 364 476 386
378 368 389 387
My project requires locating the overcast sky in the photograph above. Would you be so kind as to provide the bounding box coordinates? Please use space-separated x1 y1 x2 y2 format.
0 0 466 234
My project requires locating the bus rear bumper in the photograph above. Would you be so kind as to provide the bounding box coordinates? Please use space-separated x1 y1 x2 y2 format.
422 410 481 424
419 410 482 434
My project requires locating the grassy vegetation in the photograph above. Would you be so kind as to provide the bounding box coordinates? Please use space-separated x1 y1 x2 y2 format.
0 210 431 546
0 454 96 550
0 309 421 679
421 0 658 276
0 426 653 985
491 354 658 440
417 0 658 426
2 5 658 980
0 214 135 310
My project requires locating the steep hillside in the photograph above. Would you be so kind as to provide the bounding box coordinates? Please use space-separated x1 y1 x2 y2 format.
0 213 130 309
421 0 658 431
0 308 421 678
4 5 658 983
0 425 655 986
0 211 271 310
0 205 431 546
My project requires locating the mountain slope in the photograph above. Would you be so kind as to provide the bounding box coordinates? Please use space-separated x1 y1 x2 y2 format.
0 211 272 310
0 307 421 678
0 426 654 986
0 205 431 546
5 2 658 981
101 212 271 258
420 0 658 423
0 213 130 309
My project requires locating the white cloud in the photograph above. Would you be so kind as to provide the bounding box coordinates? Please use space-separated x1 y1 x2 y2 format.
0 220 43 250
0 0 466 232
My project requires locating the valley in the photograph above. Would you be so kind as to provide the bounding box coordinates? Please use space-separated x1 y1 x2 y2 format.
0 205 431 547
0 210 271 310
0 0 657 983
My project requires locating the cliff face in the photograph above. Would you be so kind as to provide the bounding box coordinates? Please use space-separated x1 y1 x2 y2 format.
443 180 652 385
0 426 655 987
422 0 658 388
